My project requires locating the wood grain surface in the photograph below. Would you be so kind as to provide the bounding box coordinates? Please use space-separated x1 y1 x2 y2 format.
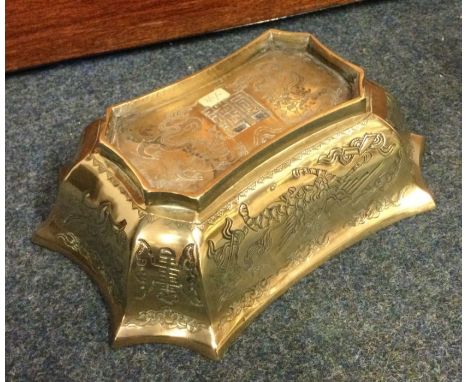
6 0 360 72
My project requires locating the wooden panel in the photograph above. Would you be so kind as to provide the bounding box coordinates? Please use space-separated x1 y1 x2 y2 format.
6 0 360 72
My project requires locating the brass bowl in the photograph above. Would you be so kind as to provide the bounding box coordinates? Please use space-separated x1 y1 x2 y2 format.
33 29 435 359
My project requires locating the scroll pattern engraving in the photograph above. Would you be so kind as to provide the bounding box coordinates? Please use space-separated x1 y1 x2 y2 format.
55 190 129 306
57 232 121 304
57 232 84 257
347 185 409 226
317 133 395 166
124 309 207 333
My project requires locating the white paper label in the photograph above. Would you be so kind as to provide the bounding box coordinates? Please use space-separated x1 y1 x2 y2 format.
198 88 231 107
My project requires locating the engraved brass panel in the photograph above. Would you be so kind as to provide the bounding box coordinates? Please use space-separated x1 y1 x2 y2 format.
33 30 435 359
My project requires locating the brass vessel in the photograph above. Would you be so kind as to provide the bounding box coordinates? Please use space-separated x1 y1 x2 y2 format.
33 30 435 359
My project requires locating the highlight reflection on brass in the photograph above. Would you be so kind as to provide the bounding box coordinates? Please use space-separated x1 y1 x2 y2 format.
33 30 435 359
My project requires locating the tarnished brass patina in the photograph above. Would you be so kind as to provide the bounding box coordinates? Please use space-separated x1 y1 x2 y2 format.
33 30 435 359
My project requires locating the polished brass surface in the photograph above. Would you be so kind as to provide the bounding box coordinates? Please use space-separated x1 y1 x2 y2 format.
33 30 435 360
